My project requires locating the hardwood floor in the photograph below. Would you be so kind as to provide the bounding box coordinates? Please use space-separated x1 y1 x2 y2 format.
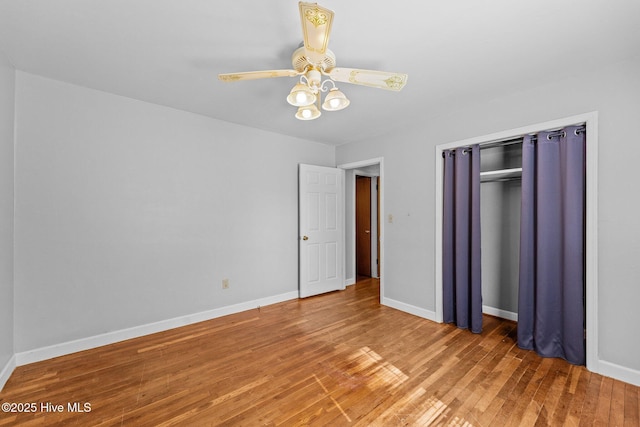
1 278 638 426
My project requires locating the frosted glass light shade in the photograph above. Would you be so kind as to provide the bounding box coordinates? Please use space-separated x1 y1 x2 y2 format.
287 83 316 107
295 104 321 120
322 88 350 111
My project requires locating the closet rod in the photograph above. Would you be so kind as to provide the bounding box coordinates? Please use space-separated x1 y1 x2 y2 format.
480 138 522 150
480 167 522 183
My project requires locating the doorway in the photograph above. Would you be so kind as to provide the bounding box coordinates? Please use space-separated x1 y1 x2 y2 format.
338 158 384 300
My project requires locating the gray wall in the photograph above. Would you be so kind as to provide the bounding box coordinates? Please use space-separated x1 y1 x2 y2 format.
336 55 640 373
13 72 334 352
0 51 15 377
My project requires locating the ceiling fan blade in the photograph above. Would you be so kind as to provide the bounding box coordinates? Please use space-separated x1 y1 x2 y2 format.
328 68 408 91
299 2 334 63
218 70 299 82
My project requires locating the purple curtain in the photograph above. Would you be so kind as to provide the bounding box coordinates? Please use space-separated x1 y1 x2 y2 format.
443 145 482 333
517 126 586 365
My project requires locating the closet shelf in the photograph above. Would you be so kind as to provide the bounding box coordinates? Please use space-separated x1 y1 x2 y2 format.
480 167 522 182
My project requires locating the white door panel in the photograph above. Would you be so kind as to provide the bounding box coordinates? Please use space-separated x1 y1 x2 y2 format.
299 164 344 298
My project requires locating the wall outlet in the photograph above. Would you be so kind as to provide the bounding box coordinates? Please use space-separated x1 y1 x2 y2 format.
222 278 229 289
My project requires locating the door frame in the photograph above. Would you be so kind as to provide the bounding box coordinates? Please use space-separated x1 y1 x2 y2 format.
434 112 599 373
338 157 384 302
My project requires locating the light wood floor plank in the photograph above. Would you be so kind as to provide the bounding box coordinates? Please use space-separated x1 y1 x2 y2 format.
1 278 638 426
593 376 614 426
624 383 639 427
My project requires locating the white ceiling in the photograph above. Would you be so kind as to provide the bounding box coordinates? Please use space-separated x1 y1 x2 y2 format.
1 0 639 146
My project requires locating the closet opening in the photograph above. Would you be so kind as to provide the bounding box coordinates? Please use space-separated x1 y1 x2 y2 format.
434 112 598 371
478 127 586 323
479 142 522 322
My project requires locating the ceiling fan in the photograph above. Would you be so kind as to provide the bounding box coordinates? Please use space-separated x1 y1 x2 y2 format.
218 2 408 120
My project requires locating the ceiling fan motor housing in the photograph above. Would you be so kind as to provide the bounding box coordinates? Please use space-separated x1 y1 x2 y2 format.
292 46 336 73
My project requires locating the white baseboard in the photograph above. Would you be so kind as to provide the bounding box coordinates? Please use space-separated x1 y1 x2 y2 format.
482 305 518 322
15 291 298 367
0 354 16 391
345 277 356 286
597 359 640 387
382 297 438 322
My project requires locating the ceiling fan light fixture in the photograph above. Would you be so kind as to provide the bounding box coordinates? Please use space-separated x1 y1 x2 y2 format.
287 83 316 107
322 88 350 111
218 3 408 122
295 103 321 120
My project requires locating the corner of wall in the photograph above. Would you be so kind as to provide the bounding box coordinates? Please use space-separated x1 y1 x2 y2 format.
0 355 16 391
0 50 16 392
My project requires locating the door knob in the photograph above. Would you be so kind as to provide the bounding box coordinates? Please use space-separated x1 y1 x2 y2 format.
302 236 309 240
365 230 370 234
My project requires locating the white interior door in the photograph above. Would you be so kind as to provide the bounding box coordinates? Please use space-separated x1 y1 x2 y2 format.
299 164 345 298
